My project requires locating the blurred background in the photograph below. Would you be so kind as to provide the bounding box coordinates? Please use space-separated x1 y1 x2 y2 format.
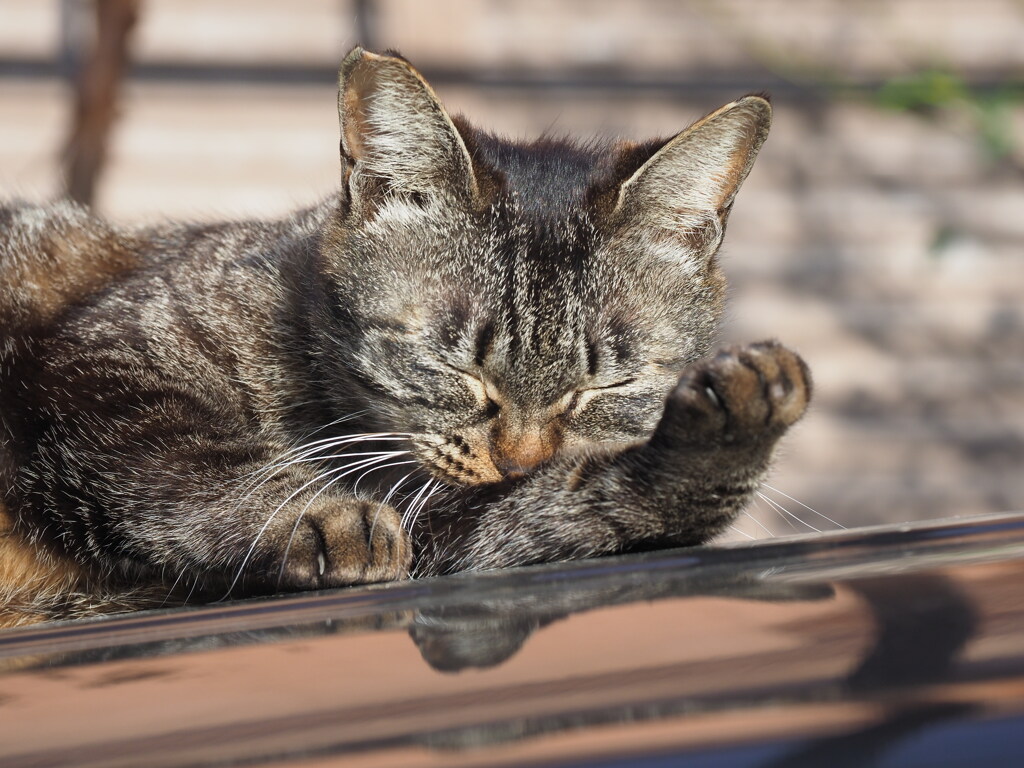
1 0 1022 538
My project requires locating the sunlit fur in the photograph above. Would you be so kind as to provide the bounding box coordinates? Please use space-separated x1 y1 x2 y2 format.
315 186 719 487
0 48 809 621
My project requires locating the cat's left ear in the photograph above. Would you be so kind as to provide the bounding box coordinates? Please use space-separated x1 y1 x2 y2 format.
337 47 478 210
614 95 771 261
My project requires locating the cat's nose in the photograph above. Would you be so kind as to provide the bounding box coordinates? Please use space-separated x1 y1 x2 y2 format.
491 428 558 480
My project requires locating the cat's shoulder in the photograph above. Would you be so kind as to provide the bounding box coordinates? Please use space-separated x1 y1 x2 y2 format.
0 199 330 340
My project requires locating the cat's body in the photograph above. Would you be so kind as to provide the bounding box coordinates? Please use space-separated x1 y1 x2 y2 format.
0 49 810 626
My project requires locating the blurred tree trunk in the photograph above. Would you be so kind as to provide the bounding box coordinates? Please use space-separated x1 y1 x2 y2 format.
62 0 140 207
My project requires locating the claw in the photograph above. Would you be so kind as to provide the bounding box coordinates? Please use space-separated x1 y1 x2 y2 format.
704 386 721 407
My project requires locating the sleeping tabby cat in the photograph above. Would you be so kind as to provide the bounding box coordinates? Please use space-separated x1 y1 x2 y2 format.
0 48 810 626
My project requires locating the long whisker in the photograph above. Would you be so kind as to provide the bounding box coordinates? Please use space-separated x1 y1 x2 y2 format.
267 431 413 466
369 468 422 542
761 483 846 529
231 434 411 501
755 497 798 534
249 436 414 477
380 470 419 510
182 571 202 605
270 427 411 457
352 458 416 496
741 510 775 538
407 480 442 535
401 477 446 534
235 434 410 486
234 436 412 506
295 410 370 440
401 481 433 531
756 491 822 533
259 448 412 475
402 485 433 556
160 565 189 608
728 524 756 540
237 447 410 508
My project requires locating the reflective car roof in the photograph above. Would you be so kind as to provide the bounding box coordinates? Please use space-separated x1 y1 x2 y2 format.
3 512 1024 767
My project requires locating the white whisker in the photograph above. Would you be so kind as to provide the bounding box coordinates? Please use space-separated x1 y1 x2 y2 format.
370 469 421 541
236 435 409 484
728 525 756 540
231 433 411 496
352 458 416 496
296 410 370 439
259 435 414 470
380 469 419 510
260 449 411 475
755 497 798 534
234 436 413 506
401 481 432 531
277 432 412 462
234 448 407 507
266 430 412 462
161 566 188 607
761 484 846 530
741 510 775 538
756 491 822 533
406 480 441 534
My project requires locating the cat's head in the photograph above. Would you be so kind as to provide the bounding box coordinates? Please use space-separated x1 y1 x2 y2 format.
314 48 770 486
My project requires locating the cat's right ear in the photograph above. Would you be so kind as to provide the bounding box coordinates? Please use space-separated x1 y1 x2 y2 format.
337 48 478 213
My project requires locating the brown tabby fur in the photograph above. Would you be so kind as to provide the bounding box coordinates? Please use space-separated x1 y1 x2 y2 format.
0 49 810 626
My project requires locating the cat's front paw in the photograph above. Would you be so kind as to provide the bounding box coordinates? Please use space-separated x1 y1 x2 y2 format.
268 498 411 591
655 340 811 450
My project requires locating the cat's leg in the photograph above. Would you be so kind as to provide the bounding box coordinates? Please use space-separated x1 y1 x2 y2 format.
420 341 810 574
29 419 411 597
204 456 413 594
168 449 411 595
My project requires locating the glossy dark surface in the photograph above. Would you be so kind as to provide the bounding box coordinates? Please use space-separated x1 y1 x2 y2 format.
3 513 1024 767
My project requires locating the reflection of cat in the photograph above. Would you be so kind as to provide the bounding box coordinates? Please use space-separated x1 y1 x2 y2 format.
0 47 809 625
408 573 974 758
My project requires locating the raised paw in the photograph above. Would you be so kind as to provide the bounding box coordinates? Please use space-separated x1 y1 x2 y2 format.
654 340 811 449
262 497 411 592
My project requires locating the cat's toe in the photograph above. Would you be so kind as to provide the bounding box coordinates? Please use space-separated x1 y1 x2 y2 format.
657 340 811 447
734 340 812 431
276 498 410 591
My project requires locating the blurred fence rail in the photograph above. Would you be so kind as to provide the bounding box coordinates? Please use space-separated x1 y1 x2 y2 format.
3 2 1024 89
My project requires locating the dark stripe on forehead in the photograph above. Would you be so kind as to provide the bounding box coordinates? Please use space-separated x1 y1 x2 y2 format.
499 230 521 359
466 130 617 223
473 320 495 368
486 201 598 399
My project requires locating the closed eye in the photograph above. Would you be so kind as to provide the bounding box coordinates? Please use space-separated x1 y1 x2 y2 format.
587 377 636 392
558 378 637 416
442 361 501 413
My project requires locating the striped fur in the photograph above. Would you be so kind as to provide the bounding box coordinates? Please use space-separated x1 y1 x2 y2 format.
0 49 808 623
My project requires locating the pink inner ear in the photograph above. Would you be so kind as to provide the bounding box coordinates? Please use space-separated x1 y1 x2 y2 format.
341 65 378 164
